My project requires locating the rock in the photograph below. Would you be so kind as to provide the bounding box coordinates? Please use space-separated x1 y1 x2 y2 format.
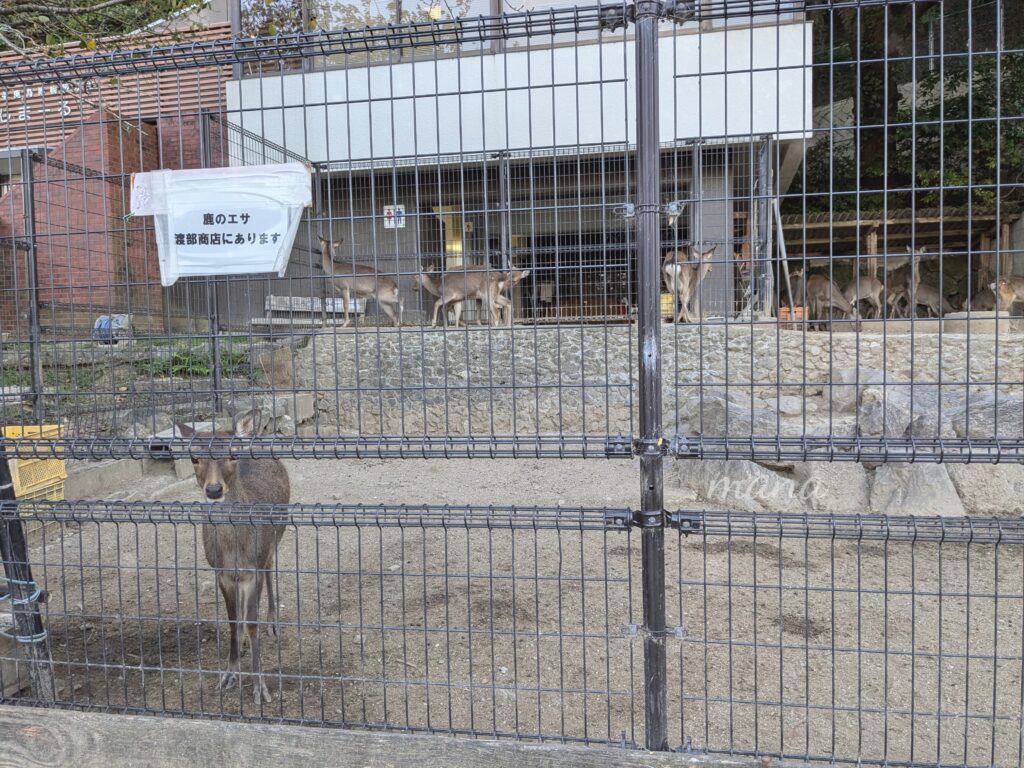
775 395 804 416
858 385 959 439
675 395 777 438
946 464 1024 515
271 414 296 436
951 392 1024 439
791 462 870 513
870 464 966 516
674 459 806 512
828 367 886 413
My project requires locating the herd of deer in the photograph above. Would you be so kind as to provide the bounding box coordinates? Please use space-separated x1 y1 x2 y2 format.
318 236 529 328
664 244 1024 328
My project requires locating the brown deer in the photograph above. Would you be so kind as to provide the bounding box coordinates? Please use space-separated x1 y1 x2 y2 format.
428 268 530 327
805 273 857 329
318 236 403 327
991 276 1024 313
909 282 956 317
884 246 925 317
176 410 289 705
662 246 715 323
415 264 462 327
842 273 885 319
968 287 997 311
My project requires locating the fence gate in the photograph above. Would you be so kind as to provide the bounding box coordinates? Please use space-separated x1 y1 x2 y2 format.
1 0 1023 765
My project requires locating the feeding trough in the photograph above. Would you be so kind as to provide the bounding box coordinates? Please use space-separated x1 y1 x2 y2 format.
130 163 313 287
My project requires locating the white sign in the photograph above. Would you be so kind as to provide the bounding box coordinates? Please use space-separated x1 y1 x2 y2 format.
131 163 312 287
383 205 406 229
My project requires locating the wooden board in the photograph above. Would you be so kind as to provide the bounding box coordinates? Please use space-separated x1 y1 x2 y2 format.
0 704 803 768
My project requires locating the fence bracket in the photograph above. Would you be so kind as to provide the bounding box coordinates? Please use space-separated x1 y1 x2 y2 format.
603 509 632 530
604 435 633 458
667 511 703 534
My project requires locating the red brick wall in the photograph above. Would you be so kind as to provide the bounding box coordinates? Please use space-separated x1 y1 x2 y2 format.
0 107 222 334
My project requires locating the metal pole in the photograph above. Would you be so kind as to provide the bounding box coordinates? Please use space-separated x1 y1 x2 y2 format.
633 0 668 752
0 449 55 703
20 150 44 422
498 151 511 270
198 117 223 413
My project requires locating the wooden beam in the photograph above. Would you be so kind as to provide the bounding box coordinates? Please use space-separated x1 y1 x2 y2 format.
1001 222 1014 276
794 228 983 246
865 226 878 277
781 212 1021 230
0 705 806 768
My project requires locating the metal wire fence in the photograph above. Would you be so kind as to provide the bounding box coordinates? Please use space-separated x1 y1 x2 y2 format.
0 0 1021 765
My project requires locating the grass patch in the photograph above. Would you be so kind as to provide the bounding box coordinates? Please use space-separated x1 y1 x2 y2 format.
135 349 251 379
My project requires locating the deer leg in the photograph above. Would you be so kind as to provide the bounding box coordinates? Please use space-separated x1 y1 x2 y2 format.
216 577 240 691
243 576 272 705
431 297 445 328
341 287 352 327
264 569 277 638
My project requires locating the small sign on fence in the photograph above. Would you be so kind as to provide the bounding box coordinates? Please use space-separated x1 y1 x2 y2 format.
383 205 406 229
130 163 312 286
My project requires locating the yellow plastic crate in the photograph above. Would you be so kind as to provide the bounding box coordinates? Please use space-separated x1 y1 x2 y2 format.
2 425 67 501
660 293 675 318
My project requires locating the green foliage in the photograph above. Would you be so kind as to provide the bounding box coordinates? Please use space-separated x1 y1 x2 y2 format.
137 348 251 379
787 1 1022 214
0 0 206 53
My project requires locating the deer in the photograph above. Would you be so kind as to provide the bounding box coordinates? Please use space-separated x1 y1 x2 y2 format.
175 410 289 706
841 273 885 319
908 282 956 317
967 286 997 311
804 273 857 329
318 236 404 327
991 276 1024 313
662 246 715 323
428 267 530 328
884 246 925 318
415 263 462 327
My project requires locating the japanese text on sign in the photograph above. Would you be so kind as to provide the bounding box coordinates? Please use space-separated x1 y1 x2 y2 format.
170 205 287 261
0 79 96 124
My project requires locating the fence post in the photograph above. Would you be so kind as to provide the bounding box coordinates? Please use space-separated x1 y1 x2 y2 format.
0 449 55 703
633 0 669 752
198 114 223 412
20 150 44 423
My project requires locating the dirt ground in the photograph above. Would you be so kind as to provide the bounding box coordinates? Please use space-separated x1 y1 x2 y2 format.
15 458 1024 766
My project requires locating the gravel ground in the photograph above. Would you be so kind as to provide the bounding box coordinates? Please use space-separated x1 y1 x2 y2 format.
17 458 1024 766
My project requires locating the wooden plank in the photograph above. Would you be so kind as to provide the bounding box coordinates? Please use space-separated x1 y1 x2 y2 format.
0 705 796 768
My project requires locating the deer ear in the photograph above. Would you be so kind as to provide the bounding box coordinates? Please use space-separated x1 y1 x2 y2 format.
233 409 261 438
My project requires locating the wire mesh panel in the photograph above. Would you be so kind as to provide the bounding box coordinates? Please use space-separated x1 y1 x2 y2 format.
0 5 647 461
659 0 1024 464
1 502 640 744
669 512 1024 767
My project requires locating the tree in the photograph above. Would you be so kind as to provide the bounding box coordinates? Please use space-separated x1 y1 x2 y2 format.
0 0 206 53
787 0 1022 214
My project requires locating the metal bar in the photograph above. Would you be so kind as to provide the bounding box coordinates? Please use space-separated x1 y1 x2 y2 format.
633 0 668 752
20 149 44 423
198 114 223 412
0 449 54 702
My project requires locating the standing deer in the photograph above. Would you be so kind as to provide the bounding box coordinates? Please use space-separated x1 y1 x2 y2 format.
176 410 289 705
662 246 715 323
805 273 857 329
415 264 462 327
842 273 885 319
909 282 956 317
318 236 404 327
884 246 925 318
428 268 530 327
